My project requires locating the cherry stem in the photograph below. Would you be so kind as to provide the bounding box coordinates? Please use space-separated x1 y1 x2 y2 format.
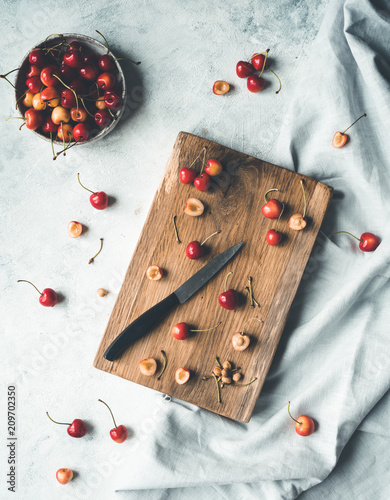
212 373 221 403
96 30 110 54
77 173 96 194
223 271 233 292
0 68 18 90
215 357 222 369
61 123 65 155
173 215 180 244
6 117 25 121
98 399 117 428
258 49 270 79
188 146 207 171
234 377 257 387
115 57 141 66
53 74 79 111
46 411 71 426
342 113 366 135
287 401 302 425
248 276 254 307
333 231 362 242
191 321 222 333
199 147 207 175
300 180 307 218
54 139 80 159
200 230 221 246
17 280 42 296
240 317 263 334
50 132 55 160
244 286 260 307
267 69 282 94
89 238 104 264
264 188 278 203
80 97 95 118
275 203 285 232
157 350 167 380
15 91 27 108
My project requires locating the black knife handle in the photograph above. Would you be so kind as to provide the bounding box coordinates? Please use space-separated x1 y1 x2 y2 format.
103 293 180 361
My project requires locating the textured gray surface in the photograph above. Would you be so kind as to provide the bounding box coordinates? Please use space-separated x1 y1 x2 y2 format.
0 1 327 498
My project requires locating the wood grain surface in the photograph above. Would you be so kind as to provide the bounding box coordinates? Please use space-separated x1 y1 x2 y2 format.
93 132 333 422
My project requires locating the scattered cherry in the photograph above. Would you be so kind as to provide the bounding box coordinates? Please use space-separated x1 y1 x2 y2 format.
218 271 238 310
56 468 73 485
46 412 87 438
205 159 223 176
332 113 366 148
146 265 163 280
250 50 269 71
194 173 211 192
175 367 190 384
266 203 285 246
186 230 220 260
77 173 108 210
247 74 265 93
171 321 221 340
333 231 380 252
179 167 197 184
236 61 254 78
139 358 157 376
287 402 315 436
17 280 58 307
98 399 127 444
262 188 283 219
213 80 230 95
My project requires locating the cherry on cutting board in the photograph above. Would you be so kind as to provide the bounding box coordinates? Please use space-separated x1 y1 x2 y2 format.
194 172 211 192
262 188 283 219
179 167 197 184
171 321 221 340
332 113 366 148
77 173 108 209
17 280 58 307
218 271 239 310
333 231 380 252
288 180 307 231
175 367 190 384
204 159 223 176
232 318 262 351
266 203 285 246
186 230 220 260
139 358 157 376
46 412 87 438
287 402 315 436
98 399 128 443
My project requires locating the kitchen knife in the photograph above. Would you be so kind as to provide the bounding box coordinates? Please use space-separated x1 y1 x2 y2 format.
104 241 244 361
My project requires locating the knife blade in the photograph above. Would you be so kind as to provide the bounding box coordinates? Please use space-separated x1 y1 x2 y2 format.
104 241 244 361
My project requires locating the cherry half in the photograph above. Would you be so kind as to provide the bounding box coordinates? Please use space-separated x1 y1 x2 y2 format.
171 321 221 340
333 231 380 252
266 203 285 246
332 113 366 148
262 188 283 219
77 173 108 210
288 180 308 231
287 402 315 436
46 412 87 438
17 280 58 307
98 399 127 444
186 230 220 260
218 271 239 310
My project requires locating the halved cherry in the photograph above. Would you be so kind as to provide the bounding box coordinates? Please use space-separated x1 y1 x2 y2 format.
213 80 230 95
67 221 83 238
175 367 190 384
184 198 204 217
232 332 251 351
288 180 307 231
146 265 163 280
139 358 157 376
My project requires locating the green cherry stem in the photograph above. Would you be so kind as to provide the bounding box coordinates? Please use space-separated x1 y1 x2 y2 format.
287 401 302 425
264 188 278 203
17 280 42 295
223 271 233 292
268 69 282 94
215 357 222 368
98 399 117 428
89 238 104 264
96 30 110 54
234 377 257 387
275 203 285 232
342 113 367 135
300 180 307 218
77 173 95 194
199 147 207 175
258 49 270 79
333 231 363 242
213 373 221 403
46 412 71 426
200 230 221 246
157 350 167 380
53 74 79 111
191 321 222 333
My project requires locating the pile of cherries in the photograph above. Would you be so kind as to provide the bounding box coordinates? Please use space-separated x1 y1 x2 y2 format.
236 49 281 94
12 33 124 156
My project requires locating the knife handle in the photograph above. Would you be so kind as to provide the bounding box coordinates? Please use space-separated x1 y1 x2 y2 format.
103 293 180 361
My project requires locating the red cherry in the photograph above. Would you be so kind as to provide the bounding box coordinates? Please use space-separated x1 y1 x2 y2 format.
73 123 89 143
63 48 84 69
69 79 88 95
218 272 238 310
104 91 122 111
250 50 269 71
83 51 99 65
236 61 254 78
262 188 283 219
42 116 58 134
172 322 190 340
288 402 315 436
17 279 58 306
98 54 115 72
60 89 77 109
60 62 78 81
70 107 88 123
194 173 211 192
29 48 46 67
94 109 112 128
186 241 204 260
40 65 60 87
27 65 41 78
26 76 41 94
77 173 108 210
46 412 87 438
24 109 44 131
334 231 380 252
97 72 116 91
79 64 99 81
98 400 127 443
204 159 223 176
266 229 282 246
247 75 265 93
179 167 197 184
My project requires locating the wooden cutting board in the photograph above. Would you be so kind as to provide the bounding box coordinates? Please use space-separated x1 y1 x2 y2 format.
94 132 333 422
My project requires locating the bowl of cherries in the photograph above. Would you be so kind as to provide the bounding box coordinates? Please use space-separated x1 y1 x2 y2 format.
12 32 129 157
